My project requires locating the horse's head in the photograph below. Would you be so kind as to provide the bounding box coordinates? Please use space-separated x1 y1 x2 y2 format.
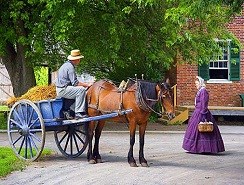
156 80 175 120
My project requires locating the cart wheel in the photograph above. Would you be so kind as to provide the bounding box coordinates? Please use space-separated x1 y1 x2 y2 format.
7 99 45 161
54 122 88 158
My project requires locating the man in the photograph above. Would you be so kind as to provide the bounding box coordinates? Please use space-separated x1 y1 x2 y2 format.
55 49 93 119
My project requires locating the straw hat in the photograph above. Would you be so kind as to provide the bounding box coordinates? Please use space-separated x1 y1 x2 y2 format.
67 49 84 60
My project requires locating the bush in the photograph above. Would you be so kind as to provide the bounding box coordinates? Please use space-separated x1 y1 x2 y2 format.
0 112 7 130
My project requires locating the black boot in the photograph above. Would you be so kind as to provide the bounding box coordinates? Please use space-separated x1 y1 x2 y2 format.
63 110 74 120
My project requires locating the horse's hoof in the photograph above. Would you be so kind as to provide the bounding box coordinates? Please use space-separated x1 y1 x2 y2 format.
88 159 96 164
96 159 102 163
129 162 138 167
141 162 149 167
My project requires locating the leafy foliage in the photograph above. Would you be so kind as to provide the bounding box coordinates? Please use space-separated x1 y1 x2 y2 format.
0 0 243 94
34 67 49 85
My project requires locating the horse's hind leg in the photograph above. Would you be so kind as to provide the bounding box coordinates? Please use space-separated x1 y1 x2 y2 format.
92 120 105 163
128 122 137 167
139 123 149 167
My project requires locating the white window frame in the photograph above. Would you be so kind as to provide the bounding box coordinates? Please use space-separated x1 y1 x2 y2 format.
207 39 232 84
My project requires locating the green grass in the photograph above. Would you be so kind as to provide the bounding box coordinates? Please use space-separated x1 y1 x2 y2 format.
0 105 9 112
0 147 53 177
0 147 27 177
0 105 9 130
0 113 7 130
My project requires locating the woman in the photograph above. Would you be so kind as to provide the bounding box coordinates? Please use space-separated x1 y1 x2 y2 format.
182 76 225 154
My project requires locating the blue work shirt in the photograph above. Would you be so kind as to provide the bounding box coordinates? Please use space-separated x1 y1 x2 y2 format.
56 61 79 88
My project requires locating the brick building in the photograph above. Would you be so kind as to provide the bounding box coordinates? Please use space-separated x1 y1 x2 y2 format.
172 8 244 108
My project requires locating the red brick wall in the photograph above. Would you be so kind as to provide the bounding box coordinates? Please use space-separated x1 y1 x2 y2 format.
176 8 244 107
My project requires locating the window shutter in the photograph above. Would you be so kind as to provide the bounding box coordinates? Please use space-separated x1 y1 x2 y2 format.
230 43 240 81
198 63 209 80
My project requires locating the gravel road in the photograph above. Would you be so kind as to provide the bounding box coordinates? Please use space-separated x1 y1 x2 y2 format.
1 124 244 185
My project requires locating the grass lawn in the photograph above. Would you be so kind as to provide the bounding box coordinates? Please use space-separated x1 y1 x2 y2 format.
0 105 53 177
0 147 27 177
0 147 53 178
0 105 9 112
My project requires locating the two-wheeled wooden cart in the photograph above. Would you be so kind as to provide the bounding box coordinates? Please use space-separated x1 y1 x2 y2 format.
7 98 132 161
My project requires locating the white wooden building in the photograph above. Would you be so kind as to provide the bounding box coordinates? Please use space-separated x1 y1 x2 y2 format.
0 64 13 104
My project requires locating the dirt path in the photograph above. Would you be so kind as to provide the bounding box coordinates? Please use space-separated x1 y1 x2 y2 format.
1 125 244 185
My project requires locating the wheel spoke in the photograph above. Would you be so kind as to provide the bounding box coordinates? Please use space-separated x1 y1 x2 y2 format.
20 104 27 127
29 132 42 143
73 133 81 152
58 131 68 144
75 128 87 136
29 128 43 132
9 129 20 133
8 100 45 161
24 137 28 159
54 124 88 158
9 118 22 129
29 117 40 128
27 136 34 158
17 136 25 155
12 135 23 145
27 107 34 127
64 133 71 152
12 109 24 127
70 133 73 155
29 134 39 152
74 131 85 145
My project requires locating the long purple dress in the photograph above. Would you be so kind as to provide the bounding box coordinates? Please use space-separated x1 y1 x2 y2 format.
182 87 225 154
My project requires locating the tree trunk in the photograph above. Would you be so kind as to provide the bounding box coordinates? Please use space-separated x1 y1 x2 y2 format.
2 42 36 97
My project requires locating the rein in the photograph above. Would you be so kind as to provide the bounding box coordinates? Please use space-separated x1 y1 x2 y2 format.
136 82 164 116
88 80 166 117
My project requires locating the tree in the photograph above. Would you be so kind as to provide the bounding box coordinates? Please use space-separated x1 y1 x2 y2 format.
0 0 66 96
47 0 244 81
0 0 243 96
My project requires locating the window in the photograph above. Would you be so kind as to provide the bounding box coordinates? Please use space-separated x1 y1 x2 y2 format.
199 39 240 82
209 40 229 79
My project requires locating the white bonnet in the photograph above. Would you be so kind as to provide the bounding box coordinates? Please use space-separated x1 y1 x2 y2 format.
196 76 206 87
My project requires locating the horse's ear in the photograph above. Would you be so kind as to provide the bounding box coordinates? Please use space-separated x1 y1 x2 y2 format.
161 77 171 90
165 78 170 85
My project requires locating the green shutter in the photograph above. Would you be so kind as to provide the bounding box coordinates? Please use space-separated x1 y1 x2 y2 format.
198 63 209 80
230 43 240 81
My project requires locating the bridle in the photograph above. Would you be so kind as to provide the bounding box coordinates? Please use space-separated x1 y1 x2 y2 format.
137 82 170 117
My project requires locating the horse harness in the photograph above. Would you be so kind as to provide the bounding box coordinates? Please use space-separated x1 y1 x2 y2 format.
88 80 165 117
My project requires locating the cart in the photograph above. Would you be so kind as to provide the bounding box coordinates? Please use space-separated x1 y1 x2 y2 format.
7 98 132 161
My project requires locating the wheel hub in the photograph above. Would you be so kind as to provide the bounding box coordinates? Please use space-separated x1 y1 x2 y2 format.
19 126 30 136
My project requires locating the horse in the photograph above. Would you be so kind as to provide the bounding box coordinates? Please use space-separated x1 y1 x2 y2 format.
86 78 175 167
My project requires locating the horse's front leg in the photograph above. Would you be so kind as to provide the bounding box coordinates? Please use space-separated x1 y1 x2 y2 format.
92 120 105 163
128 122 137 167
139 123 149 167
87 121 96 164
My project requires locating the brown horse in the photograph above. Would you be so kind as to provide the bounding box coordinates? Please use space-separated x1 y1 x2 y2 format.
86 79 175 167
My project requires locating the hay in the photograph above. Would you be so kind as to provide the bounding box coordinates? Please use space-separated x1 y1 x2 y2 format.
6 85 56 106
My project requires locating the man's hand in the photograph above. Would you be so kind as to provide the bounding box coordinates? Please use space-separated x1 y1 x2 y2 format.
87 82 94 87
78 81 94 87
